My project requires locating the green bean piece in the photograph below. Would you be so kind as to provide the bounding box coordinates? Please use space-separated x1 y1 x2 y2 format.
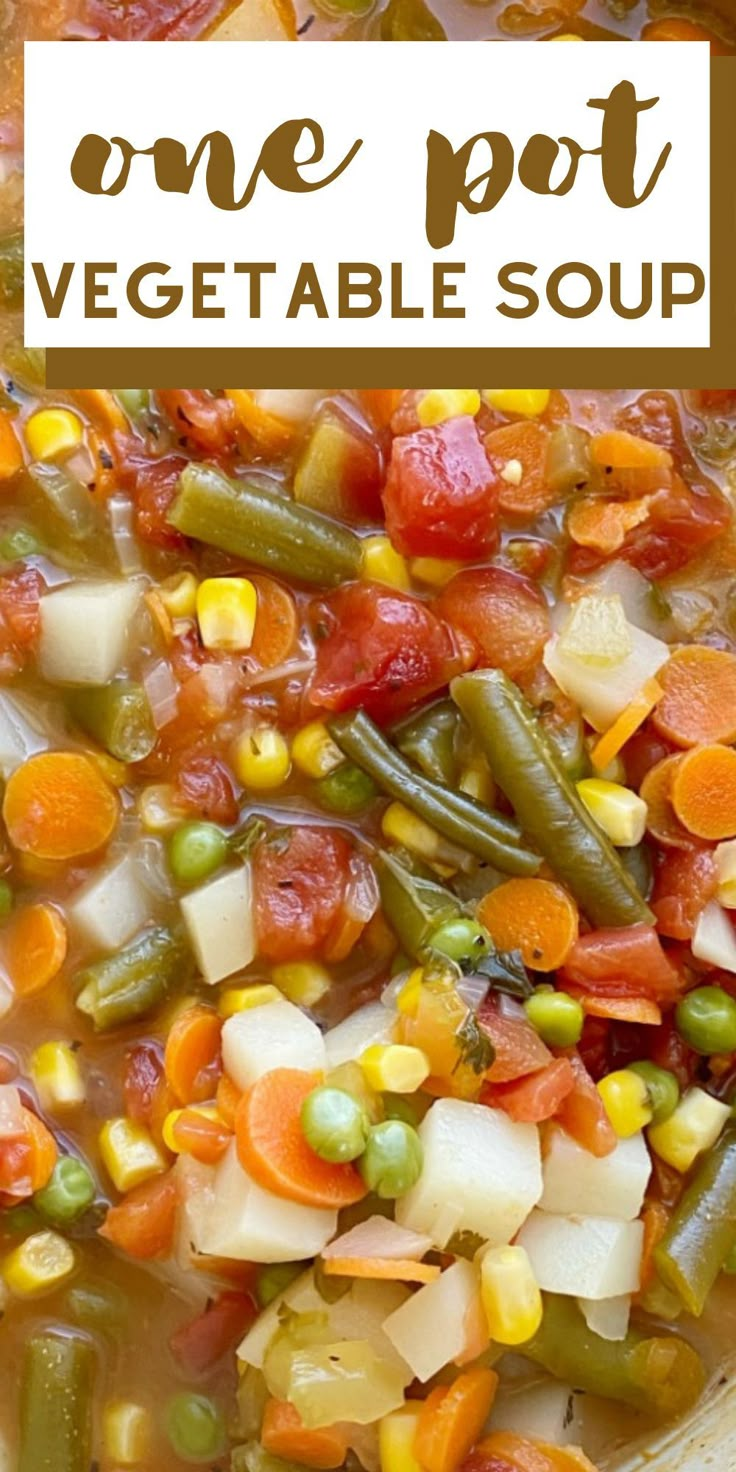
313 763 377 814
255 1262 305 1310
75 924 193 1031
69 681 156 763
0 230 24 309
114 389 152 426
619 840 654 902
523 1294 704 1420
19 1332 96 1472
544 422 592 497
451 671 653 927
392 700 461 785
168 463 363 588
329 709 539 876
654 1125 736 1316
381 0 447 39
377 849 462 960
65 1279 128 1333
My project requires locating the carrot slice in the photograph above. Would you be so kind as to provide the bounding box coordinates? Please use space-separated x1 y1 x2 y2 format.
477 879 578 972
470 1432 598 1472
591 677 664 773
640 753 693 850
567 496 650 554
261 1400 348 1470
250 576 298 668
653 646 736 748
638 1200 671 1294
573 993 662 1026
322 1256 440 1284
73 388 128 433
99 1170 178 1260
23 1108 58 1192
235 1068 366 1209
225 390 294 455
3 752 119 860
216 1073 242 1129
0 413 22 480
4 903 67 996
415 1369 499 1472
164 1004 222 1105
671 744 736 840
590 431 673 471
485 422 553 519
171 1109 232 1165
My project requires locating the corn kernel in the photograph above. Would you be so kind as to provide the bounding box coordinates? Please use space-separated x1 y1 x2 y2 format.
483 390 550 418
162 1105 220 1154
548 32 584 39
3 1230 75 1297
597 1069 653 1138
409 557 463 588
159 570 198 619
480 1244 543 1345
30 1041 85 1113
417 389 480 427
382 804 441 863
218 983 282 1018
459 754 494 806
232 725 291 790
576 779 647 847
396 969 423 1018
103 1401 151 1466
25 408 84 462
379 1405 423 1472
99 1118 167 1193
362 536 411 592
271 962 331 1007
138 782 186 834
87 749 129 788
292 721 344 780
715 840 736 908
197 577 257 652
361 1043 430 1094
648 1086 731 1172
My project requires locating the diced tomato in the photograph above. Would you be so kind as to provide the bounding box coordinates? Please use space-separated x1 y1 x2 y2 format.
77 0 227 40
169 1291 257 1376
174 752 239 825
253 825 353 963
481 1057 575 1123
559 925 682 1006
554 1050 617 1157
156 391 237 455
124 453 189 551
477 995 552 1083
0 1134 33 1200
383 417 500 559
623 724 674 791
652 847 719 941
691 390 736 416
124 1043 165 1127
309 582 469 723
436 567 549 680
99 1171 178 1260
648 1019 698 1092
0 567 45 681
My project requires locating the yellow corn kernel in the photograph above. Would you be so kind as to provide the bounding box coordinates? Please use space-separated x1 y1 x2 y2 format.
362 536 411 592
597 1069 653 1138
292 721 344 780
480 1244 543 1345
586 748 626 785
409 557 463 589
459 753 495 806
159 570 199 619
576 779 647 848
417 389 481 427
361 1043 430 1094
197 577 257 652
103 1401 151 1466
25 407 84 461
379 1405 423 1472
271 962 331 1007
99 1118 167 1193
548 32 584 40
162 1105 220 1155
648 1086 731 1173
483 390 550 418
381 803 460 878
715 840 736 908
3 1230 75 1298
396 969 423 1018
218 982 282 1018
232 725 291 790
30 1041 85 1113
86 748 129 789
138 782 186 834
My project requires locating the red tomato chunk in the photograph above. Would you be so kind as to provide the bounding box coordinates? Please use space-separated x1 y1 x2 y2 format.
382 416 500 559
253 825 353 963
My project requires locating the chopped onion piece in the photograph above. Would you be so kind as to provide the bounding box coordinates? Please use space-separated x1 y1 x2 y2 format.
343 853 380 925
246 658 316 688
578 1294 631 1342
143 659 179 730
0 1085 23 1140
0 691 54 777
108 494 142 574
322 1216 433 1264
456 973 492 1012
692 901 736 973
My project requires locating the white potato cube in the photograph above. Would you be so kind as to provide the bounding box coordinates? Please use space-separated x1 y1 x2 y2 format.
195 1143 336 1262
543 624 668 732
68 851 150 951
692 901 736 973
383 1260 481 1383
578 1295 631 1342
180 865 255 985
516 1212 644 1300
540 1128 650 1222
396 1098 542 1249
222 999 326 1090
39 579 141 685
324 1002 396 1068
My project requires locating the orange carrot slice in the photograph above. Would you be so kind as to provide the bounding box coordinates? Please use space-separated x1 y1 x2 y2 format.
567 497 650 555
671 744 736 840
235 1068 366 1209
591 677 664 773
3 752 119 860
477 879 579 971
23 1108 58 1192
638 1200 671 1294
574 993 662 1026
415 1369 499 1472
164 1004 222 1105
215 1073 242 1130
171 1109 232 1165
226 390 294 455
322 1256 440 1283
0 413 22 480
653 646 736 748
590 431 672 471
261 1400 348 1470
250 576 298 668
4 903 68 996
640 754 693 850
485 422 553 520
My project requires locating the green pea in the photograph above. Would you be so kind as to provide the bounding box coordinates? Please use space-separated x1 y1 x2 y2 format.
429 917 492 969
629 1061 680 1125
34 1156 96 1226
168 820 228 885
359 1119 423 1199
676 986 736 1056
314 764 377 814
524 987 584 1047
301 1086 369 1164
0 528 42 562
165 1392 226 1465
0 880 13 919
256 1261 305 1309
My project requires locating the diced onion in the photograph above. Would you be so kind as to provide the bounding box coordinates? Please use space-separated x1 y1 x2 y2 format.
246 658 316 688
343 853 380 925
322 1216 433 1263
142 659 179 730
0 1085 24 1140
456 974 492 1011
108 495 142 574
